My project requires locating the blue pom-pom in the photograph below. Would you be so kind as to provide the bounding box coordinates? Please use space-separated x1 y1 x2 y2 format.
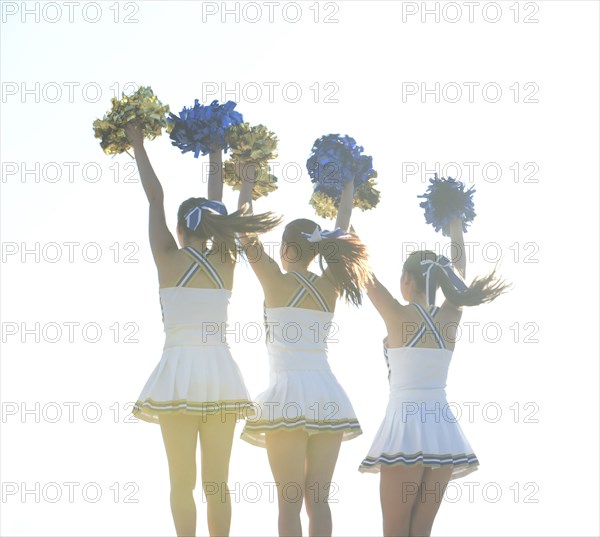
418 174 476 236
167 99 243 158
306 134 376 196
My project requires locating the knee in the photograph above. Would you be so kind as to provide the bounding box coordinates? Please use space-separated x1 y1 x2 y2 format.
305 496 330 519
201 480 228 506
279 499 303 520
382 502 411 537
278 484 304 516
409 518 433 537
200 453 230 486
169 468 197 495
383 507 412 537
201 467 229 490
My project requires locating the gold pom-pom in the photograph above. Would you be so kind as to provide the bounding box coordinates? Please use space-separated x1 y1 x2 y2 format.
223 123 278 199
225 123 278 163
223 161 278 200
92 86 169 155
354 177 381 211
309 178 381 219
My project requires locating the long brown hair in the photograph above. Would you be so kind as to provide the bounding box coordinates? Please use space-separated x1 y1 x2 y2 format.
282 219 372 306
177 198 282 259
403 250 510 307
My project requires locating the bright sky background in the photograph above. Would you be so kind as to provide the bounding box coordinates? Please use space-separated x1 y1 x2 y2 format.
1 1 599 536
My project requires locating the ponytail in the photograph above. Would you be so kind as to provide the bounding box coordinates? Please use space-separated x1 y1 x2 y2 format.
437 267 509 307
177 198 282 258
403 250 510 307
282 219 372 306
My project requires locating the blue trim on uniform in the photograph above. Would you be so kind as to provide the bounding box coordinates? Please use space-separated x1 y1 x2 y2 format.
288 272 330 312
177 246 225 289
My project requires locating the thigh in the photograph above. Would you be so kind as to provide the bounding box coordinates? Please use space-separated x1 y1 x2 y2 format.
159 414 201 482
197 411 237 481
304 433 343 503
380 464 425 516
410 466 453 535
265 429 308 500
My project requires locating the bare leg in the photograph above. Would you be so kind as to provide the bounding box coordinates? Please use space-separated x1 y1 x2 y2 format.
198 411 237 537
380 464 424 537
160 414 201 537
409 466 453 537
265 429 308 536
304 432 343 537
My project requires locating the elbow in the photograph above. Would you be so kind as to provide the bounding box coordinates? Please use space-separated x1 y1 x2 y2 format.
148 189 164 205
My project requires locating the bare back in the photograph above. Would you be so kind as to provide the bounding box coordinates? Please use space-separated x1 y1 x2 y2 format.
382 301 463 352
155 245 235 290
263 271 338 312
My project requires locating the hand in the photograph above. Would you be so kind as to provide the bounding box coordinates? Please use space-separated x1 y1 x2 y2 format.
238 202 251 215
124 123 144 148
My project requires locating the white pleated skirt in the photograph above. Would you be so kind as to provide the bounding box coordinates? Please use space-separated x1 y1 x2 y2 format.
133 345 253 424
359 389 478 480
241 350 361 446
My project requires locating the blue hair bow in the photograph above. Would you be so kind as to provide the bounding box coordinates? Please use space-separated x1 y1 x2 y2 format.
184 200 228 231
301 226 351 243
420 255 468 306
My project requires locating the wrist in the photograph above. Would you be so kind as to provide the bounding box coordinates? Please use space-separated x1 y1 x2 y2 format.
449 218 463 232
132 141 145 153
243 162 259 183
210 150 223 161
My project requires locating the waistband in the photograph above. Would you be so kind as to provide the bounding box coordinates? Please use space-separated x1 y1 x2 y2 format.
268 349 331 372
163 326 229 348
388 387 447 401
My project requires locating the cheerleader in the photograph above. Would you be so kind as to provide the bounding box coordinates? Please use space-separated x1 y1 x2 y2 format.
359 218 509 537
237 174 371 536
125 125 281 537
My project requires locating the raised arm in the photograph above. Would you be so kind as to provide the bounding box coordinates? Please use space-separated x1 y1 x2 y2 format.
365 275 401 323
448 218 466 279
321 179 355 284
237 161 255 213
346 222 399 321
438 218 467 312
237 163 283 287
335 180 354 231
207 150 223 201
125 124 177 263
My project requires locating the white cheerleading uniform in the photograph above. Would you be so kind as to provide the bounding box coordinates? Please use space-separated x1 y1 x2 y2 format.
359 303 478 480
133 246 253 423
241 271 361 447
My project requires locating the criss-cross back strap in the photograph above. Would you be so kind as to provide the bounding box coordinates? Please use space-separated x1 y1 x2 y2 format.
406 303 445 349
287 272 331 312
286 272 316 307
383 304 445 383
176 246 224 289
